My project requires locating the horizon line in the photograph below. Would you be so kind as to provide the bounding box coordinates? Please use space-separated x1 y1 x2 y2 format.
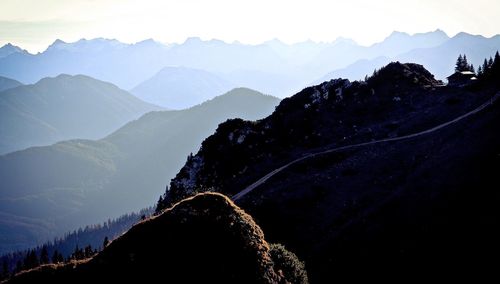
3 29 499 55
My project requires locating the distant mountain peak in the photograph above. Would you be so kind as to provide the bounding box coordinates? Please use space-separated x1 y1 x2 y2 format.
135 38 156 45
332 36 358 46
0 43 26 56
452 31 486 40
183 37 203 45
388 31 410 38
383 29 450 42
432 28 448 35
52 39 66 45
45 39 67 51
264 38 286 45
2 43 16 49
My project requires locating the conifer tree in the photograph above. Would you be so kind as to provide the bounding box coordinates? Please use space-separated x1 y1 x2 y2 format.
15 261 22 273
462 54 469 71
493 51 500 71
51 250 58 264
103 236 109 249
455 54 464 72
1 261 8 280
483 59 489 73
23 250 39 269
40 246 49 264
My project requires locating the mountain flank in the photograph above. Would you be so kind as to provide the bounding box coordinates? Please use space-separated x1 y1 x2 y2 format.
0 74 159 154
158 61 500 282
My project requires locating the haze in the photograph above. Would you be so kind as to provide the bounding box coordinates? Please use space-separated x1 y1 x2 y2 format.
1 0 498 53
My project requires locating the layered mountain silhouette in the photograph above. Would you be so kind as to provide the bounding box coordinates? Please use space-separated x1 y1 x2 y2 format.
304 30 449 79
4 193 308 284
0 74 159 154
2 30 496 99
0 88 279 254
0 44 26 59
161 62 500 282
0 76 22 92
320 32 500 82
131 66 235 109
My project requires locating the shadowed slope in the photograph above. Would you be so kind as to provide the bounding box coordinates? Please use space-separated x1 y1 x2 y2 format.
5 193 306 284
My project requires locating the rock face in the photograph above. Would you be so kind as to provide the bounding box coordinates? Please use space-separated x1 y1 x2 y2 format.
5 193 307 284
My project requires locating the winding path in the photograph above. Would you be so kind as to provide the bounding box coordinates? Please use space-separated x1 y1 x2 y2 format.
232 92 500 201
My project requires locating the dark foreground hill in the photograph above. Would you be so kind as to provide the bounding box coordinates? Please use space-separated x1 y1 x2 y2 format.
3 193 307 284
0 88 279 254
160 62 500 282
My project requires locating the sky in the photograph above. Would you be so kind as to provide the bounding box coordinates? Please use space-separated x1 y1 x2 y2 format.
0 0 499 53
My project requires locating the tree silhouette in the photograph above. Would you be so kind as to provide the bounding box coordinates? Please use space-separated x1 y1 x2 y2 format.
455 54 464 72
455 54 473 72
23 250 39 269
483 59 489 73
103 236 109 249
51 250 64 264
1 260 8 280
40 246 49 265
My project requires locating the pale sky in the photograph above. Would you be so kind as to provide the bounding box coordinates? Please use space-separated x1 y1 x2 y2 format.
0 0 498 53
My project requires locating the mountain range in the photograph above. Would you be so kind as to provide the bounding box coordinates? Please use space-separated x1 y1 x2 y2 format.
0 88 279 254
0 74 160 155
1 30 500 283
1 30 498 102
324 32 500 83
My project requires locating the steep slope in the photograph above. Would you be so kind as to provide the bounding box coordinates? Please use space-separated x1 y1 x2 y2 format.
164 62 500 282
237 91 500 282
0 88 280 254
131 66 235 109
0 76 22 92
5 193 307 284
166 62 458 203
0 74 159 154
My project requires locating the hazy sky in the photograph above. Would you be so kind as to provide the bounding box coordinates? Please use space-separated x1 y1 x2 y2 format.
1 0 498 53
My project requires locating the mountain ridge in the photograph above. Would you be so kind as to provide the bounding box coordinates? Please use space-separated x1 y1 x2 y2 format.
157 61 500 282
1 30 493 97
130 66 235 109
0 74 160 155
